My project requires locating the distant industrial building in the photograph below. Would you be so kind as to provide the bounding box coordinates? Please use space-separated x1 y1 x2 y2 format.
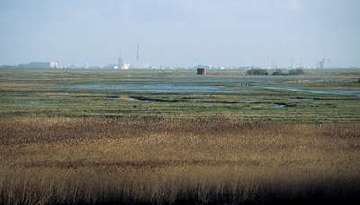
18 61 59 69
121 64 130 70
115 57 130 70
118 57 124 69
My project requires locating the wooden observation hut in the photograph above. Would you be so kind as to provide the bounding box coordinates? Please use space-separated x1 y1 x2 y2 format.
197 67 207 75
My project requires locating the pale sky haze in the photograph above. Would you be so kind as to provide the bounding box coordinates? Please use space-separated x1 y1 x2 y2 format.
0 0 359 67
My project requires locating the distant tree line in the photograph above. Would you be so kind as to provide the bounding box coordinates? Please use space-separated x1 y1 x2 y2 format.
246 69 269 75
246 68 305 76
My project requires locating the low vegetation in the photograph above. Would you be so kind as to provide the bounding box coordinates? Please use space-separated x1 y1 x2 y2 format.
0 68 359 204
0 68 359 122
246 68 269 75
288 68 305 75
247 68 304 76
0 117 360 205
271 69 287 76
272 68 305 76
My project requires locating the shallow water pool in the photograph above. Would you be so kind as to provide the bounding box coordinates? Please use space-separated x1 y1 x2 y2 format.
68 83 233 93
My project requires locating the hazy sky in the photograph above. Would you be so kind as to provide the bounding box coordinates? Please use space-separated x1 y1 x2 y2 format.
0 0 359 67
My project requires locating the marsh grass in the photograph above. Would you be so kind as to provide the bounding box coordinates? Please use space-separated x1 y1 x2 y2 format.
0 117 360 204
1 69 360 122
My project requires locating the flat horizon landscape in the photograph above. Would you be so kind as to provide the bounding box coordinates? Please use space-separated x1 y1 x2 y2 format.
2 0 360 204
0 68 359 205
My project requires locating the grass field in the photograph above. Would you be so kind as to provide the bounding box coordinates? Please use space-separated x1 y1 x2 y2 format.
0 68 359 122
1 117 360 205
0 68 360 204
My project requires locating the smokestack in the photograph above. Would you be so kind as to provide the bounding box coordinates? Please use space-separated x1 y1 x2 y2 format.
136 43 140 63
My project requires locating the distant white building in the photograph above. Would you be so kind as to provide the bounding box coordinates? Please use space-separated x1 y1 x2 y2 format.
49 61 59 68
121 64 130 70
117 57 130 70
18 61 60 69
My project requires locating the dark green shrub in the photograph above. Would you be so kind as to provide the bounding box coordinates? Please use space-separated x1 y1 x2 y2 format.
272 69 287 76
289 68 305 75
246 68 269 76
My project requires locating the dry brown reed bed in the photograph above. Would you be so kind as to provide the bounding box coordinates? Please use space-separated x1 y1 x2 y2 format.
0 117 360 205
